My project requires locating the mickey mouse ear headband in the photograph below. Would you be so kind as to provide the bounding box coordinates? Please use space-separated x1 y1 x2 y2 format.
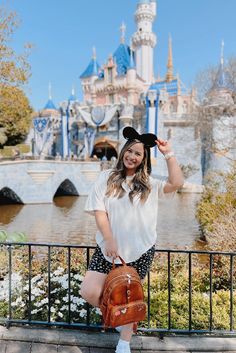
123 126 157 148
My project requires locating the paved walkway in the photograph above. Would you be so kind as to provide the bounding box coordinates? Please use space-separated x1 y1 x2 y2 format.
1 326 236 353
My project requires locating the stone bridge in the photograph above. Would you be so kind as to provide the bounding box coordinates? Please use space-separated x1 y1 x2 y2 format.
0 160 101 204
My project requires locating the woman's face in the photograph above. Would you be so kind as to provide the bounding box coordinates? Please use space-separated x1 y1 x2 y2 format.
123 142 145 175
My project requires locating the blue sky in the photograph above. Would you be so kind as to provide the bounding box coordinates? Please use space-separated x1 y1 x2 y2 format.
6 0 236 111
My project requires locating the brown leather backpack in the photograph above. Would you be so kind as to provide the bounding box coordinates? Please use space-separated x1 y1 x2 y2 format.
99 256 146 329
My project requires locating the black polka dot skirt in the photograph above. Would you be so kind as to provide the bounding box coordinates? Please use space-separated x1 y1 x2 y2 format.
88 245 155 280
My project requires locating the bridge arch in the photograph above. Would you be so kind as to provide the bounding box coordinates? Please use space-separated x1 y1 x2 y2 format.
53 178 79 198
0 187 24 205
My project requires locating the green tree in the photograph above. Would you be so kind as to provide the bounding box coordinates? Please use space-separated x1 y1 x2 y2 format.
196 162 236 250
0 84 33 145
0 6 32 146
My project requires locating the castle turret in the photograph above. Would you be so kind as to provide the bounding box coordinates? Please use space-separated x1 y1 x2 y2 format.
131 0 157 84
44 82 57 111
202 41 236 182
165 35 174 82
150 0 156 16
80 47 100 104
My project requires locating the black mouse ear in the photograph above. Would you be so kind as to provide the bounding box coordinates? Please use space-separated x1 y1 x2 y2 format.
123 127 140 140
140 133 157 148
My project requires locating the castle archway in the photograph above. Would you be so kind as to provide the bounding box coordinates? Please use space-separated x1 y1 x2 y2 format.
92 138 118 160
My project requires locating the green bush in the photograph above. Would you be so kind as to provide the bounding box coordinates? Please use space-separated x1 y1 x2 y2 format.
0 144 30 157
196 162 236 251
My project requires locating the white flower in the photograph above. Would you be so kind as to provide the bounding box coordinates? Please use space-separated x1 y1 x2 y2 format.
34 298 49 307
31 309 39 314
61 305 67 311
53 267 64 277
31 275 42 284
58 312 63 318
50 307 56 313
37 280 45 287
51 289 59 294
74 274 84 282
61 281 68 289
72 297 85 305
79 309 87 318
31 287 45 296
70 303 77 312
94 307 102 315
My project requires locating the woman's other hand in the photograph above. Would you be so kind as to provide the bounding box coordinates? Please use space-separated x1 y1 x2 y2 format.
104 238 119 258
155 138 172 155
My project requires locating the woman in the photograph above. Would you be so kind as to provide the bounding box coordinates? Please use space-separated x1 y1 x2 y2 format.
80 127 184 353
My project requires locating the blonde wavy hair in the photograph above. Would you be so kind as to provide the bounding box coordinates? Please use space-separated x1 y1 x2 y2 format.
105 140 151 203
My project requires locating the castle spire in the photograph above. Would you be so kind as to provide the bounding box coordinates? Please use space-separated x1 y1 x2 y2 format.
166 35 174 82
80 48 100 78
48 82 52 100
120 22 126 44
44 82 57 110
92 46 96 59
221 39 224 66
212 39 231 90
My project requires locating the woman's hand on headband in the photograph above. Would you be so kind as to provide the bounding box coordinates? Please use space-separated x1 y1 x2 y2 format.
104 238 119 258
155 138 172 155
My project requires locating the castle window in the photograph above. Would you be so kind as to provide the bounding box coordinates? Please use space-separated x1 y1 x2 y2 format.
109 94 114 104
108 68 113 84
170 102 176 113
182 101 188 113
167 128 172 140
194 126 200 140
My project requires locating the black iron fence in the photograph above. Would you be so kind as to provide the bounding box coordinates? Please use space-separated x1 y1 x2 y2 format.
0 242 235 335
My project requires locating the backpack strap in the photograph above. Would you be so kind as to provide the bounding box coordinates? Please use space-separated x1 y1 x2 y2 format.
112 256 127 269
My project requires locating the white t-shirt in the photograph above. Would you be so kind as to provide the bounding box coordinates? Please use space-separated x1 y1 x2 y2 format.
85 169 175 264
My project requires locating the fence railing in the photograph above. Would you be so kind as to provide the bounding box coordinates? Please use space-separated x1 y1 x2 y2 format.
0 242 235 335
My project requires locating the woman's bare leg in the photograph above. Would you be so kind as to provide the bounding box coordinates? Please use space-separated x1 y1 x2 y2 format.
118 277 145 342
80 270 107 307
120 323 134 341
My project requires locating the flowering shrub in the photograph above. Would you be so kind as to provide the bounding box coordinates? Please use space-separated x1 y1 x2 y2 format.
0 247 102 325
0 265 102 324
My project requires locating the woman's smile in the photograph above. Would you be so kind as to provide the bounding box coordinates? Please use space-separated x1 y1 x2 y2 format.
123 142 144 175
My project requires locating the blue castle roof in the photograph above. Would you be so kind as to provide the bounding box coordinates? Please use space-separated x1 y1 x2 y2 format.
149 78 188 96
44 98 57 110
80 42 135 81
80 57 100 79
212 62 235 92
113 43 134 76
68 91 76 102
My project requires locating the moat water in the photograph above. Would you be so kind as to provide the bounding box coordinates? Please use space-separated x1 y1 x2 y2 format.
0 193 202 249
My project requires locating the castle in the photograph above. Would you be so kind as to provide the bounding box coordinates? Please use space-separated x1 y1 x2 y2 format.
30 0 236 186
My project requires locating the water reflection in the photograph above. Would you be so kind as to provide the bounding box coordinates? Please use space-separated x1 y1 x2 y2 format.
0 193 201 249
0 204 23 224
